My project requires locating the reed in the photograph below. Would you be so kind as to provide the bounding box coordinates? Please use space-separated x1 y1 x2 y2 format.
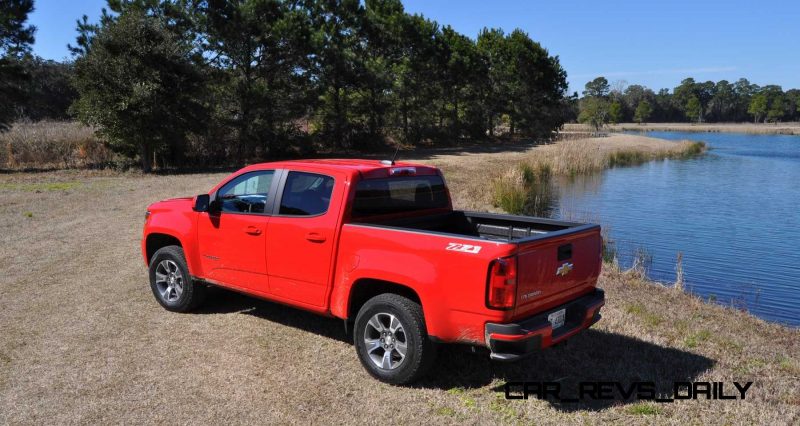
675 251 685 291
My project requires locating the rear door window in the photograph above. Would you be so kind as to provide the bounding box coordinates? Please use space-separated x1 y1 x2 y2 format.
279 172 335 216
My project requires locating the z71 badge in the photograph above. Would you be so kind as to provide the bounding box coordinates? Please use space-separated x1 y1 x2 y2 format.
446 243 482 254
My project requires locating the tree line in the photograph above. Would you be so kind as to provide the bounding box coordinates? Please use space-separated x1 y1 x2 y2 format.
4 1 800 172
577 76 800 131
1 0 570 171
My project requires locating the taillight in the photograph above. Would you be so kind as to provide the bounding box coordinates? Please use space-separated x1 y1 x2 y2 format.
486 256 517 310
599 232 604 261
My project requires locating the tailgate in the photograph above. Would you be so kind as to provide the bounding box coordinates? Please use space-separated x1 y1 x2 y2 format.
512 225 602 318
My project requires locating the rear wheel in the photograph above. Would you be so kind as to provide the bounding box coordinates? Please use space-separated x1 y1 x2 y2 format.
354 294 436 384
148 245 206 312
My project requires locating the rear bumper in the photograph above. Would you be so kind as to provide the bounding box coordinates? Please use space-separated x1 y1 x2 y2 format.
485 288 605 361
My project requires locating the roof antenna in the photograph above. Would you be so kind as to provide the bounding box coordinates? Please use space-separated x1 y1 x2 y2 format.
381 144 400 166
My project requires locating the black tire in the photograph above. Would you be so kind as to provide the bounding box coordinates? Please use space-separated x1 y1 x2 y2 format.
354 294 436 385
148 245 206 312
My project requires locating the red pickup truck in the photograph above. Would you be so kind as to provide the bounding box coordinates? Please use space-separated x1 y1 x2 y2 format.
142 159 604 384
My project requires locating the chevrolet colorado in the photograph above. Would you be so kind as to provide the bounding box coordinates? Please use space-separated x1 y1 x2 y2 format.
142 159 604 384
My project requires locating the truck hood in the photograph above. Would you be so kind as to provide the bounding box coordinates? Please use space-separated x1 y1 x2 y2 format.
148 197 194 212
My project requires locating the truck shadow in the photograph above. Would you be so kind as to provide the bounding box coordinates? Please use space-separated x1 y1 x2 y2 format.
419 329 716 412
194 287 351 343
195 288 715 412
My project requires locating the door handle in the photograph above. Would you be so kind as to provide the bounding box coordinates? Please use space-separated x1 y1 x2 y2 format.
244 226 262 235
305 232 326 243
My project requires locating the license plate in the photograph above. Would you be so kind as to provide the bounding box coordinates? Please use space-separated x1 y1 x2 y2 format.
548 309 566 329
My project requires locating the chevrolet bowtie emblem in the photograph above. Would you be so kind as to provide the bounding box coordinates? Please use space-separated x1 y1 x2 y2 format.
556 262 573 277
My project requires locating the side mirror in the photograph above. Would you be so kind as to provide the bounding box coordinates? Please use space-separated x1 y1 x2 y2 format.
209 199 221 213
193 194 210 212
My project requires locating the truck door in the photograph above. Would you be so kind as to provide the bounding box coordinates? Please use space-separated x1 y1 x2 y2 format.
197 169 278 293
266 170 342 307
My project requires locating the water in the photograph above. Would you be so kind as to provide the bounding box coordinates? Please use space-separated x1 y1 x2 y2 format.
550 131 800 327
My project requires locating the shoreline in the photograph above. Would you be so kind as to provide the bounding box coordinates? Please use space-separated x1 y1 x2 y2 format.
407 133 704 212
564 122 800 135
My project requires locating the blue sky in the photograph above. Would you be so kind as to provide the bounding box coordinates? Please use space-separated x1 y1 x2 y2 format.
29 0 800 93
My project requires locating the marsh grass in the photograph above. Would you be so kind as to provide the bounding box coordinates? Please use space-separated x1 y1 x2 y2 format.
491 167 527 214
681 140 706 156
491 138 705 215
522 138 703 176
629 246 653 277
607 150 647 167
491 161 554 215
602 238 618 263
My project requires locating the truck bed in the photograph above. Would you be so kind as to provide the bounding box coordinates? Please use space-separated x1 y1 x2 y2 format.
354 210 598 243
348 210 603 320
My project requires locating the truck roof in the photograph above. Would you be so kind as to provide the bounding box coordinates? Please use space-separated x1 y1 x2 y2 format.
243 158 438 176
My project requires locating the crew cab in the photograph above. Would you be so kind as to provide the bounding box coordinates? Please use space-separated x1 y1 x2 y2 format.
142 159 604 384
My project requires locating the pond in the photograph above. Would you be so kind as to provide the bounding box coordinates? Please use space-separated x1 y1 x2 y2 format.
549 131 800 327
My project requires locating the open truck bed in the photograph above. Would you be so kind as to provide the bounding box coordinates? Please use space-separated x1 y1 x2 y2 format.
353 210 599 243
348 209 603 324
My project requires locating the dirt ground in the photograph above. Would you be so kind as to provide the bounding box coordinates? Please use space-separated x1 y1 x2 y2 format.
1 137 797 424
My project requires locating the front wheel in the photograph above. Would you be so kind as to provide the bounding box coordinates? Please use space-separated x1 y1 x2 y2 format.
148 245 206 312
354 294 436 384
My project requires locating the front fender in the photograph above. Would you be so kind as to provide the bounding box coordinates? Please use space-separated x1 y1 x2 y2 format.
142 209 200 276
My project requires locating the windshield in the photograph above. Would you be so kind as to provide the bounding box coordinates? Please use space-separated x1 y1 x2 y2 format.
352 176 449 217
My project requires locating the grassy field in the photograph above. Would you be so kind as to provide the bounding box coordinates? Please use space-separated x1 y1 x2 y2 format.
1 136 798 424
564 122 800 135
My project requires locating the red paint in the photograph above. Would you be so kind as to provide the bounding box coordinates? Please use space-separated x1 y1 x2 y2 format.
142 159 604 355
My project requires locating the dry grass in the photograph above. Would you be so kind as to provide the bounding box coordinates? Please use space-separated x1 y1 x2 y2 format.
0 140 797 424
0 121 111 170
564 122 800 135
525 136 704 176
